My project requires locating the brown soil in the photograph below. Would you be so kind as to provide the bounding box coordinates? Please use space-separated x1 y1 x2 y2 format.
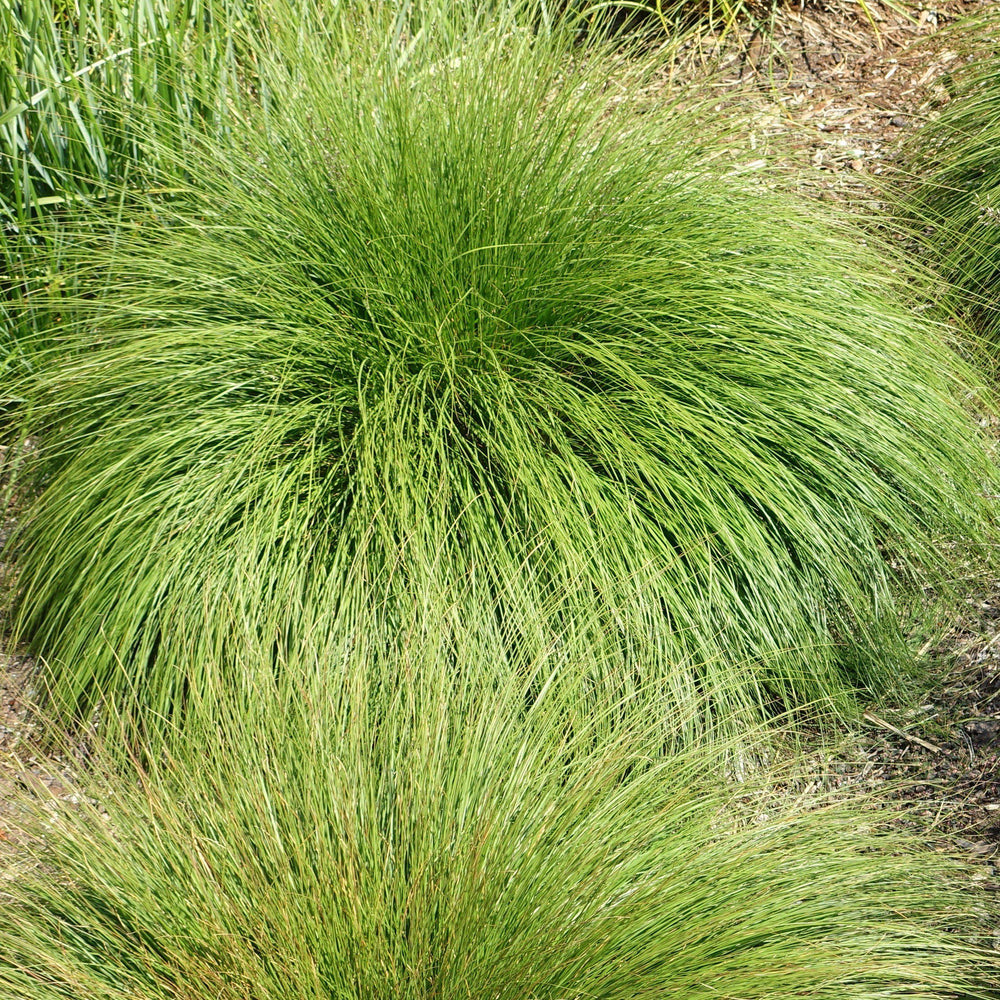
705 0 997 197
855 595 1000 863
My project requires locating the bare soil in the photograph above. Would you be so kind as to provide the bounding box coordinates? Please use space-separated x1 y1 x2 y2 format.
702 0 997 197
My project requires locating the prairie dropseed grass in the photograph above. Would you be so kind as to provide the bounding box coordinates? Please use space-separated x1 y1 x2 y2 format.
3 2 996 733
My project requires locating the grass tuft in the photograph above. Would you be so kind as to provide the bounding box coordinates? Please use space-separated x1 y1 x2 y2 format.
1 616 997 999
3 3 997 733
0 0 257 221
895 21 1000 348
0 0 261 388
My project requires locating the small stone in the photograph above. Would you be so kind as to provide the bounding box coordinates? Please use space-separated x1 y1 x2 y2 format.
890 116 908 127
964 719 1000 746
15 771 51 798
956 838 995 857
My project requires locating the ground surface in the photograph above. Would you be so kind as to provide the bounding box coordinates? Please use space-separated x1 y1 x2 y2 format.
1 0 998 886
708 0 996 194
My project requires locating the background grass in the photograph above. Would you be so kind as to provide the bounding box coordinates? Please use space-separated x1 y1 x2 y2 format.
0 0 255 220
894 14 1000 350
2 0 996 735
0 0 258 390
1 608 997 999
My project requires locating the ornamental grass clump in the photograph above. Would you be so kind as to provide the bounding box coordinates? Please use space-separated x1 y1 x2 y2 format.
1 616 996 999
4 2 996 732
897 27 1000 347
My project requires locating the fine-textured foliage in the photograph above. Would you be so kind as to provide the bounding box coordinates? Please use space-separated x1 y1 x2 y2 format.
1 616 996 1000
4 3 996 732
0 0 260 387
896 24 1000 346
0 0 255 221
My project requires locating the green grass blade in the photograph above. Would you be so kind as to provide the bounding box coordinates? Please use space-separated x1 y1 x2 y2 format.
1 620 997 998
891 10 1000 349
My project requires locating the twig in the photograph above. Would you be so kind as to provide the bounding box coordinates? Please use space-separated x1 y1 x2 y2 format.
862 711 943 754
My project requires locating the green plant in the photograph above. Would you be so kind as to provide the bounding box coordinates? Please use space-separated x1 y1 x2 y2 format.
1 612 997 1000
0 0 258 222
4 2 996 733
0 0 263 389
896 28 1000 347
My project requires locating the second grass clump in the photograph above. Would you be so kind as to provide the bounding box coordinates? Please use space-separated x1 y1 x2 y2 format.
896 21 1000 348
3 3 996 731
2 607 996 999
